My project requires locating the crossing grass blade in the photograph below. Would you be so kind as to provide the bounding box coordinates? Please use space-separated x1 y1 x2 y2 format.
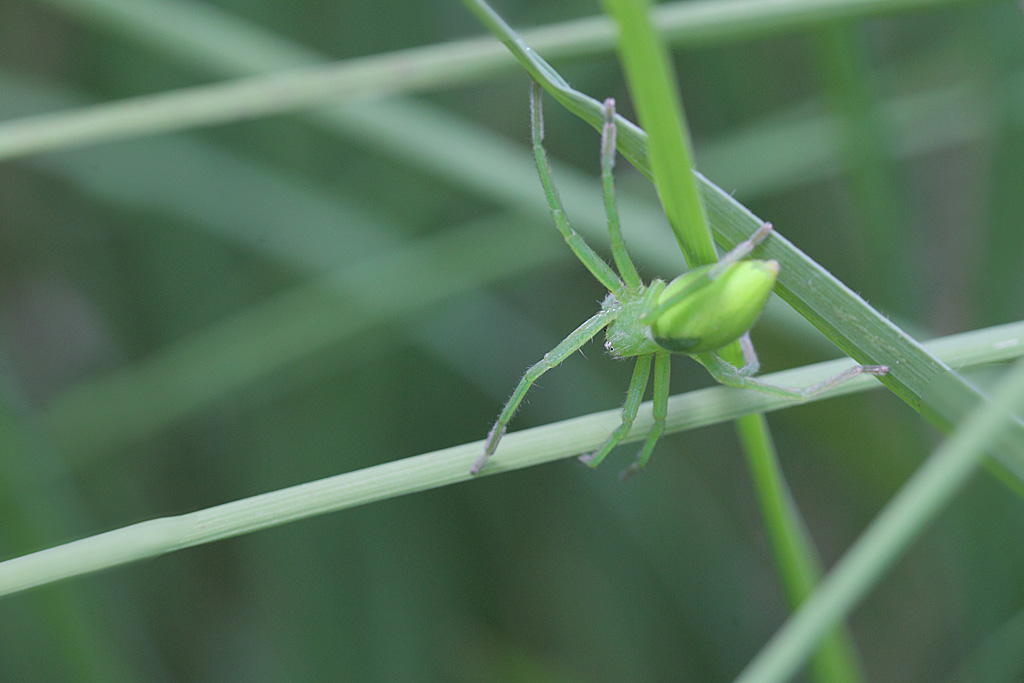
0 322 1020 599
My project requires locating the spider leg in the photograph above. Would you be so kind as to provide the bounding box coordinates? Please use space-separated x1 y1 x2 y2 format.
599 96 641 292
579 354 652 469
737 331 760 377
621 351 671 480
708 222 774 279
697 352 888 400
530 82 624 294
471 308 618 474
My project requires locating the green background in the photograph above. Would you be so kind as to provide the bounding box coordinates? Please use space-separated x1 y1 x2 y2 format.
0 0 1023 680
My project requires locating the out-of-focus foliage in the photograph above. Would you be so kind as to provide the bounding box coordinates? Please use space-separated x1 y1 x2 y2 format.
0 0 1022 681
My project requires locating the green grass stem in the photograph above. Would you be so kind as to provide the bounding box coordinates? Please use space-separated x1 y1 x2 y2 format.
736 357 1024 683
598 0 714 266
736 414 866 683
945 605 1024 683
2 58 1015 206
0 0 995 162
811 24 911 309
598 3 861 678
0 321 1021 599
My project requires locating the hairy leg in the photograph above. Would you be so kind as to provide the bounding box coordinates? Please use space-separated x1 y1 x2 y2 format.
622 351 671 480
579 354 653 469
698 353 888 400
599 96 641 293
530 82 623 294
472 308 618 474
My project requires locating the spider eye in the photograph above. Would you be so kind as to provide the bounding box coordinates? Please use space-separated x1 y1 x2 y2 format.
650 260 779 353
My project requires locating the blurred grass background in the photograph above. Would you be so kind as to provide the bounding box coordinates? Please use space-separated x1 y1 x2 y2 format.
0 0 1023 680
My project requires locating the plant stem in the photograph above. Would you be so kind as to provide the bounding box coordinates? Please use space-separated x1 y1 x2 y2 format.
737 415 866 683
0 321 1019 598
0 0 999 161
600 0 715 267
736 357 1024 683
599 3 865 679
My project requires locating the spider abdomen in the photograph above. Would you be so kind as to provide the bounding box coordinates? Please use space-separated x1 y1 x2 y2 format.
651 260 779 354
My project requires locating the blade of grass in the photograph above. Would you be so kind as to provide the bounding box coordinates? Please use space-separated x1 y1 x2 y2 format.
598 2 862 680
944 604 1024 683
735 357 1024 683
736 415 866 683
0 377 158 681
2 0 998 161
0 321 1021 599
2 49 1018 212
598 0 715 266
811 23 913 310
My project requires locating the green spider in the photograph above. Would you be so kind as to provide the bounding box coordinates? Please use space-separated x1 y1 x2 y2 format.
471 83 888 478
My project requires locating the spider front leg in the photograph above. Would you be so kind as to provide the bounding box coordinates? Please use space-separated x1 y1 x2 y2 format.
599 94 642 293
530 81 624 294
471 308 618 475
697 352 888 400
